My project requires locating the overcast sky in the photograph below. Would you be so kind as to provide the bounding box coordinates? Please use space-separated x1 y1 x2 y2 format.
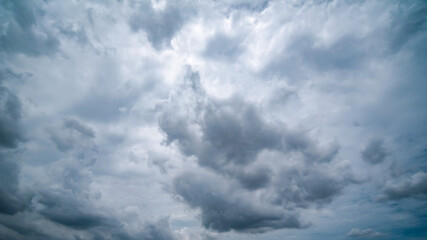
0 0 426 239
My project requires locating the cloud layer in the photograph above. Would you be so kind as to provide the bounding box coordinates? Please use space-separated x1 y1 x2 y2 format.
1 0 426 239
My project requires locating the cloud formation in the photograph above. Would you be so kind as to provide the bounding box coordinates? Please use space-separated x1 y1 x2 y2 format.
380 172 427 201
129 0 195 49
160 68 353 232
1 0 426 240
0 0 59 56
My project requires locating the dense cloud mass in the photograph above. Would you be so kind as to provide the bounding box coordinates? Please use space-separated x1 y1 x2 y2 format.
380 172 427 201
0 0 426 240
159 68 351 232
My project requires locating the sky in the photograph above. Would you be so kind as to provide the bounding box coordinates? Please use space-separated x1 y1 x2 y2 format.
0 0 426 239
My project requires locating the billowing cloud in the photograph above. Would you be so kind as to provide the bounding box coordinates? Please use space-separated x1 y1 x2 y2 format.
160 68 353 232
380 171 427 201
1 0 426 239
174 170 304 233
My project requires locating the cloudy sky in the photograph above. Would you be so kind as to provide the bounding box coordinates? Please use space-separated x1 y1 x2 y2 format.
1 0 426 239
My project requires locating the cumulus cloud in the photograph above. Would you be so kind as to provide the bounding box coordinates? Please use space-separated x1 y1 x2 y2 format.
174 170 304 233
160 68 353 232
1 0 427 239
380 171 427 201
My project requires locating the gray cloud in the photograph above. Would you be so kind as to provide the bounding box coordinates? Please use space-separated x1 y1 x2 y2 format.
0 0 59 56
160 69 340 173
203 32 244 61
272 168 348 209
0 80 29 215
131 218 177 240
1 0 427 239
390 3 427 53
380 171 427 201
263 34 368 81
173 170 304 233
50 133 74 152
235 165 271 190
36 190 113 230
129 0 195 49
0 153 30 215
0 84 23 148
50 118 98 155
230 0 269 13
347 228 386 238
161 68 353 232
361 139 388 165
63 118 95 138
57 23 89 47
0 214 53 240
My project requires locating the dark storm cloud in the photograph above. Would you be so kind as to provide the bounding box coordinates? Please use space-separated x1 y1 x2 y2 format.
200 96 284 168
36 191 112 229
0 80 29 215
174 171 304 233
160 69 340 173
361 139 388 165
129 0 195 49
0 0 59 56
0 180 178 240
0 214 54 240
272 168 348 209
162 68 351 232
235 166 271 190
347 228 386 238
0 202 177 240
0 154 30 215
0 84 23 148
380 172 427 201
